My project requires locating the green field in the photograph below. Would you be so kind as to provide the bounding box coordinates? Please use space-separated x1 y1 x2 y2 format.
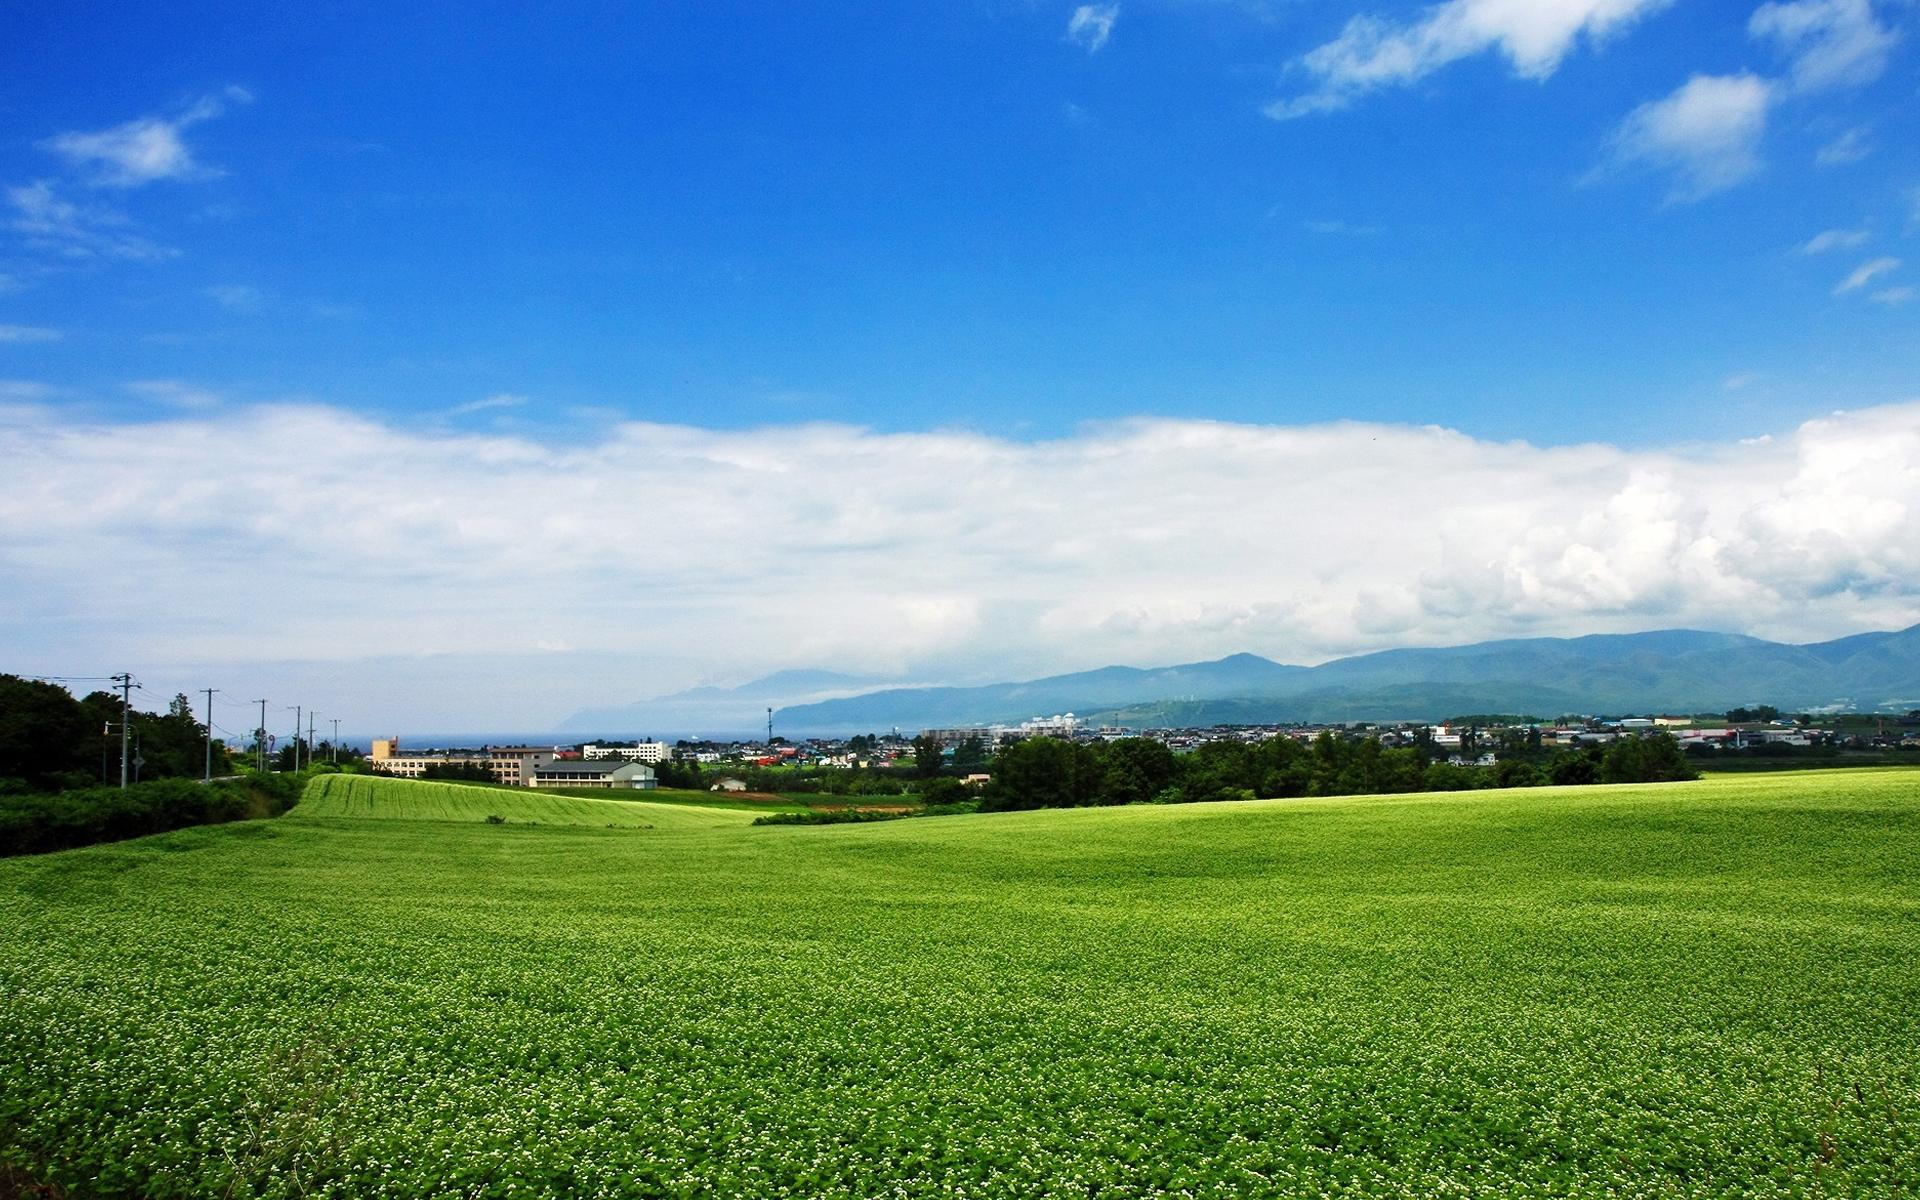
296 773 758 831
3 769 1917 1197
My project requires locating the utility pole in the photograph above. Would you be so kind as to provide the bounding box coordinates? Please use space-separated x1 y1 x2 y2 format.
287 705 302 773
255 699 268 772
113 672 134 790
308 711 319 769
202 687 219 783
330 718 341 764
767 707 774 744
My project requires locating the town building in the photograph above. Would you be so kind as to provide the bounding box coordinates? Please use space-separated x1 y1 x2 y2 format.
582 741 673 764
369 738 556 787
529 759 657 789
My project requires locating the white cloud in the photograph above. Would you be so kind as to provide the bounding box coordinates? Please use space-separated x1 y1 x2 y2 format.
1723 372 1762 391
0 324 61 344
1303 219 1384 236
2 402 1919 727
1067 5 1119 53
1834 255 1899 293
38 87 252 188
1800 227 1869 254
204 284 267 312
1815 125 1873 165
1599 73 1774 201
1749 0 1898 94
126 379 225 409
6 180 174 261
0 380 54 402
1871 286 1914 305
449 392 530 416
1267 0 1671 119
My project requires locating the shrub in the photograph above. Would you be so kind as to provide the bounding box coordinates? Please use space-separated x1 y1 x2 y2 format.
1495 760 1547 789
1422 763 1491 792
0 775 300 857
753 809 911 827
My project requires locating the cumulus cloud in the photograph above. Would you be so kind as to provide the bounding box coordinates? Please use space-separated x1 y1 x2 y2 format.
1067 4 1119 53
2 403 1918 726
1599 73 1774 201
1749 0 1898 94
38 87 252 188
1267 0 1671 119
0 324 62 344
1834 255 1899 293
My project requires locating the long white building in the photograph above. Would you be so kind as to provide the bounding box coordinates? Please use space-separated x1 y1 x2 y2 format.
581 741 673 764
369 738 557 787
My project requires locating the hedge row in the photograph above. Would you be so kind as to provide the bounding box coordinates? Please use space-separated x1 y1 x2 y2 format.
0 773 302 857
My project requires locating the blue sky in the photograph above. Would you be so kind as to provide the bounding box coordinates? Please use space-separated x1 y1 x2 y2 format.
4 0 1913 440
2 0 1917 730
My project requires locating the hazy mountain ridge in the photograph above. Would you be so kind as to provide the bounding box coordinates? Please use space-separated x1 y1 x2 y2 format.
562 669 893 735
768 625 1920 732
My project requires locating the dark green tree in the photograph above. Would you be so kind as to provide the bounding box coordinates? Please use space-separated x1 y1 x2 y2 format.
1096 738 1176 806
953 734 989 772
1600 732 1698 784
984 737 1097 810
130 694 220 781
1548 746 1603 785
917 776 970 807
0 675 94 790
911 733 945 778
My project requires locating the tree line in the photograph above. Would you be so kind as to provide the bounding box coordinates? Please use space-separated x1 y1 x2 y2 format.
0 675 235 793
973 731 1698 812
0 674 359 794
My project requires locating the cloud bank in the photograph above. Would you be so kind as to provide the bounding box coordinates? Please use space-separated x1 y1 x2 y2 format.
2 402 1917 725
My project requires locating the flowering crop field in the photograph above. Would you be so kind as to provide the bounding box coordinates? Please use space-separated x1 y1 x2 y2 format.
2 769 1916 1197
295 773 756 831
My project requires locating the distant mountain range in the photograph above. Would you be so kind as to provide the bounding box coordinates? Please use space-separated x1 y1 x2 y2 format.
562 669 889 736
760 625 1920 732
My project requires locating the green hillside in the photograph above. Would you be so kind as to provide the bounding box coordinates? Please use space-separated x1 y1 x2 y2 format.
296 772 756 831
2 769 1917 1196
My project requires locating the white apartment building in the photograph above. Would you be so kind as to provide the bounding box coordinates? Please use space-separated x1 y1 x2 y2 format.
581 741 673 764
